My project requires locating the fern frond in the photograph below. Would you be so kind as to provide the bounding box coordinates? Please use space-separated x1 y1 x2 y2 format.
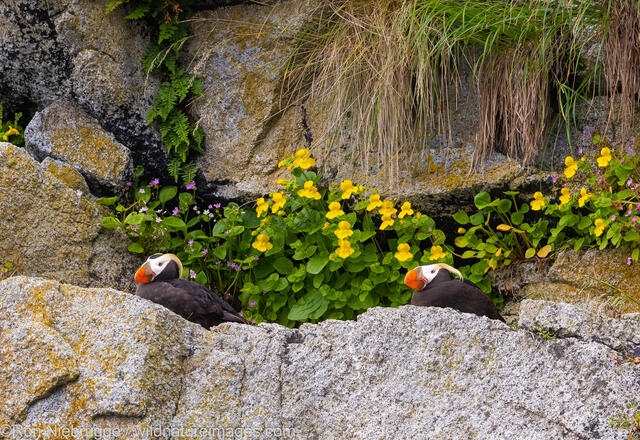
190 77 203 96
158 22 178 44
180 161 198 184
152 82 177 121
170 110 190 145
142 43 163 73
171 70 191 102
167 157 181 183
125 2 151 19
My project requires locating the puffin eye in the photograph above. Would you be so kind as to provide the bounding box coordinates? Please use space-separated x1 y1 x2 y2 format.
431 269 435 274
158 262 164 267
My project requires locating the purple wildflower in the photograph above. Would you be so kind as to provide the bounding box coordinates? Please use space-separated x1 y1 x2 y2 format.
172 207 179 216
578 147 583 154
214 203 221 209
188 239 194 246
612 142 617 147
126 181 133 187
149 178 160 187
155 217 162 223
633 216 637 223
241 211 246 215
250 319 256 324
627 178 633 187
254 255 259 261
202 248 208 256
631 136 636 142
139 188 145 194
249 301 256 308
139 206 148 212
186 181 196 190
611 215 616 221
628 257 632 265
552 174 557 184
208 204 213 209
76 189 83 197
189 269 196 279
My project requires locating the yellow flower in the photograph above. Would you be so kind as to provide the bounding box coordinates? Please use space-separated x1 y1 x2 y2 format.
564 156 578 178
596 147 612 167
366 194 383 211
380 214 394 230
261 217 269 224
578 187 591 207
530 192 545 211
278 159 287 168
6 126 19 136
252 233 273 252
297 181 321 200
594 218 606 237
271 192 286 213
256 197 270 217
559 187 571 206
277 178 287 185
340 180 356 199
277 210 285 216
323 222 329 230
379 200 397 217
292 148 315 169
394 243 413 262
416 212 422 218
334 221 353 239
357 185 365 193
429 245 447 260
398 202 414 218
335 239 354 259
326 201 345 219
457 227 466 234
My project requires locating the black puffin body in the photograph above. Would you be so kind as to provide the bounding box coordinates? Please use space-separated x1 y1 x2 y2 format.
405 264 504 322
134 253 246 328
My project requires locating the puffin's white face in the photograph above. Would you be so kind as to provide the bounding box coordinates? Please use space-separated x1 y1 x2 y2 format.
404 263 463 291
134 253 183 283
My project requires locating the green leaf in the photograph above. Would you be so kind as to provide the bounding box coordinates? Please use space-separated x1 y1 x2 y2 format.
469 213 484 225
212 245 227 259
592 133 601 144
452 210 469 225
162 216 187 229
497 198 512 213
306 255 329 275
511 211 524 225
125 3 150 19
128 242 145 253
454 236 468 247
101 216 122 228
525 248 536 258
96 196 118 206
474 192 491 209
537 245 552 258
159 186 177 204
124 212 145 225
273 257 294 275
633 248 639 262
287 290 329 321
461 250 476 258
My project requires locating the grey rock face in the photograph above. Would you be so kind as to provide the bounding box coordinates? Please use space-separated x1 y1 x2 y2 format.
25 101 133 194
0 0 166 178
1 276 638 439
0 143 140 291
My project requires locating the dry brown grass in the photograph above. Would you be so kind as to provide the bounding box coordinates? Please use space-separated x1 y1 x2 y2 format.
604 0 640 137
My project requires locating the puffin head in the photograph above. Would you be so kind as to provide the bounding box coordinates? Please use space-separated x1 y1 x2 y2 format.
134 253 183 284
403 263 463 291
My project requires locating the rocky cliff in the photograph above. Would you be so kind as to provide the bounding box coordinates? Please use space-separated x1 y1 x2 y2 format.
1 276 638 439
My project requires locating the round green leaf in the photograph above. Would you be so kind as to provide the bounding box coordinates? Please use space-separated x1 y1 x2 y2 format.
273 257 294 275
162 216 187 229
469 213 484 226
124 212 145 225
525 248 536 258
101 216 122 229
96 196 118 206
452 210 469 225
474 192 491 209
159 186 178 204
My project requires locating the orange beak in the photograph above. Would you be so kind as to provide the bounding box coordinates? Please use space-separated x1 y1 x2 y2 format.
134 264 154 284
404 268 425 291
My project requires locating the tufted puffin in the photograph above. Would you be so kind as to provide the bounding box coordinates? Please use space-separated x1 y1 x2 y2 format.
404 263 504 321
134 253 247 328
